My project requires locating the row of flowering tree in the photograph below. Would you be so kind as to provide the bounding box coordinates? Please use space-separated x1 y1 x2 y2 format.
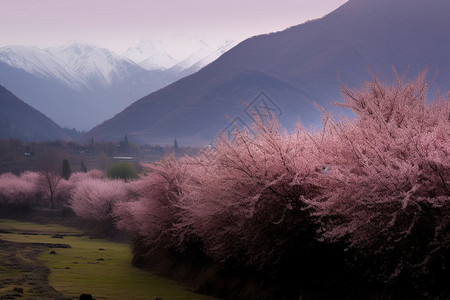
0 169 86 205
112 70 449 288
0 160 139 214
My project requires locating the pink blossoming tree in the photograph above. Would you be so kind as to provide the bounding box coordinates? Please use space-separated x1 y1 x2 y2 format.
0 171 41 206
308 69 450 282
112 69 449 286
70 177 130 220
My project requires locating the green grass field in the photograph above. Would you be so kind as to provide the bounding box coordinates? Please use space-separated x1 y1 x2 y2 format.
0 219 216 300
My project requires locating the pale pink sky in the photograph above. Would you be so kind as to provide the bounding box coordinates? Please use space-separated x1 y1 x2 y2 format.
0 0 348 53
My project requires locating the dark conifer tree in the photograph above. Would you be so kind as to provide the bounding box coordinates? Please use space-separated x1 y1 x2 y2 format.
62 158 72 180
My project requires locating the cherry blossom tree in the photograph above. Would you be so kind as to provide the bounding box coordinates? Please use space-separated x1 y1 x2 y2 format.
112 69 449 285
114 115 326 270
70 177 130 220
0 169 108 211
38 169 63 209
174 115 324 269
308 69 450 282
0 172 41 206
114 157 192 254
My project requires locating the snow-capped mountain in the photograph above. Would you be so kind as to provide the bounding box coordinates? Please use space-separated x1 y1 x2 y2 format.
0 42 175 129
0 45 87 90
122 38 180 70
0 38 235 130
47 43 143 89
169 39 236 75
0 38 236 93
0 43 148 91
123 35 237 71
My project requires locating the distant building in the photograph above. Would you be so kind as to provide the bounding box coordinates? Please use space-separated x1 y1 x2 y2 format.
113 156 133 160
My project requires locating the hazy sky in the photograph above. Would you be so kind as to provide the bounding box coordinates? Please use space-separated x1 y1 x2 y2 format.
0 0 348 53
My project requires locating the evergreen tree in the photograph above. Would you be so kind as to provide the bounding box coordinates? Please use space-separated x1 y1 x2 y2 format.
62 159 72 180
80 160 87 173
119 134 130 153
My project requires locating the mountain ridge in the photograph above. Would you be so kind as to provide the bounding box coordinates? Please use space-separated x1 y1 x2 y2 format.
0 38 234 130
122 36 236 71
84 0 450 145
0 85 70 141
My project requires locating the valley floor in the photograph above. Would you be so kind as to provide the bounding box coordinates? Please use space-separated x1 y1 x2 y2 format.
0 238 69 300
0 219 216 300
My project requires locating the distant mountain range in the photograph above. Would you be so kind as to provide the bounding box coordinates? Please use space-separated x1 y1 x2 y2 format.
0 85 69 141
84 0 450 146
123 36 236 73
0 37 235 130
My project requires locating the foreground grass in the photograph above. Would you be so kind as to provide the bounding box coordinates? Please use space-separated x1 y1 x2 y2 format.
0 219 215 300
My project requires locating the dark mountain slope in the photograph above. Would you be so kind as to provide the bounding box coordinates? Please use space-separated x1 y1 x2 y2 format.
0 85 70 141
85 0 450 145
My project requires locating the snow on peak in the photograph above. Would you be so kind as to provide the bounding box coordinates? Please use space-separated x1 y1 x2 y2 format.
170 39 236 73
0 42 145 91
123 35 236 71
0 37 236 92
0 45 88 90
46 42 141 89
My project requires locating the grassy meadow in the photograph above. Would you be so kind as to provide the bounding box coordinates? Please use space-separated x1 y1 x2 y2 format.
0 219 215 300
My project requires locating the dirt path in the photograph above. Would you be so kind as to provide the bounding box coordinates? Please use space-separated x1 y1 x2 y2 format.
0 238 71 300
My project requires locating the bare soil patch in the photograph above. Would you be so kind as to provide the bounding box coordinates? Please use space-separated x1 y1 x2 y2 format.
0 238 70 300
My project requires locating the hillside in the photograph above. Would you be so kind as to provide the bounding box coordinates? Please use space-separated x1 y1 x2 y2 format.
84 0 450 145
0 85 70 141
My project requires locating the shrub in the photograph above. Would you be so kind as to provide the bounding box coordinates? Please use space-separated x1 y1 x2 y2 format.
106 162 138 181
